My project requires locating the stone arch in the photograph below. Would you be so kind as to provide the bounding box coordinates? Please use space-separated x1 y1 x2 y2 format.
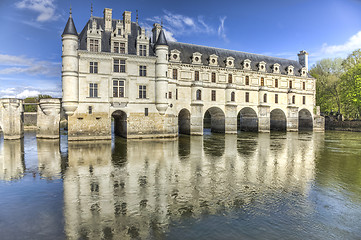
178 108 191 135
238 107 258 132
111 110 127 138
270 108 287 131
204 107 225 133
299 108 313 130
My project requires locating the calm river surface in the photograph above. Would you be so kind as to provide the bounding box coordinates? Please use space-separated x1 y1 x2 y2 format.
1 130 361 240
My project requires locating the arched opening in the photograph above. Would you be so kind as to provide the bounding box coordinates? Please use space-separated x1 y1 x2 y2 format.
203 107 225 133
299 109 313 130
270 109 286 131
112 110 127 138
178 109 191 135
238 107 258 132
196 89 202 100
231 92 235 102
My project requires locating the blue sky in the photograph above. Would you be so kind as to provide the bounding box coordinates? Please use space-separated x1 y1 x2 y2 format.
0 0 361 98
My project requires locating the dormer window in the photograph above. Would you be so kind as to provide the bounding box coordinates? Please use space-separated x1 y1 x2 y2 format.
170 49 181 62
243 59 251 70
287 65 294 75
300 67 307 77
192 52 202 64
113 42 126 54
90 39 99 52
226 57 234 68
259 61 266 72
273 63 280 74
209 54 218 66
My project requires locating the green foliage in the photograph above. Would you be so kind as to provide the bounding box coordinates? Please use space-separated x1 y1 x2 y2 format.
23 94 53 112
340 64 361 118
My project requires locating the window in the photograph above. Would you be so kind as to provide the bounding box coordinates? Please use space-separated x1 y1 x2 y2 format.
261 77 264 86
245 76 250 85
228 74 233 83
289 80 293 89
263 94 267 103
173 69 178 80
196 89 202 100
113 80 125 98
176 89 178 100
119 43 125 54
138 85 147 98
90 62 98 73
114 59 126 73
275 94 278 104
139 44 147 56
89 83 98 98
145 108 148 116
275 79 278 88
114 42 119 53
90 39 99 52
169 91 172 99
114 42 125 54
292 95 296 104
245 92 249 102
139 65 147 76
231 92 235 102
88 106 92 114
212 72 216 83
303 82 306 90
303 96 306 104
195 71 199 81
211 90 216 101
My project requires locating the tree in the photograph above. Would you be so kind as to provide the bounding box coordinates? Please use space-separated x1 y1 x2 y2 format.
340 64 361 118
342 49 361 70
310 58 344 114
24 94 52 112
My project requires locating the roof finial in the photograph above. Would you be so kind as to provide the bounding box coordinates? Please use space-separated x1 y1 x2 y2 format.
69 5 72 17
161 19 163 28
136 10 138 23
91 2 93 17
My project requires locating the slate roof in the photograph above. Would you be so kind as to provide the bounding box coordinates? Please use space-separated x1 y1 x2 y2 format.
155 29 168 46
62 16 78 36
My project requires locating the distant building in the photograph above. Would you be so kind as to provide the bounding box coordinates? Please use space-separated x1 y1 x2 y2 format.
61 8 323 140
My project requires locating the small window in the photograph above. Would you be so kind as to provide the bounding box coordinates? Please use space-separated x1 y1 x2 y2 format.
245 92 249 102
303 96 306 104
88 106 92 114
263 94 267 103
196 89 202 100
289 80 293 89
261 77 264 86
90 39 99 52
173 69 178 80
113 80 125 97
139 65 147 76
211 90 216 101
139 85 147 98
176 89 178 100
275 79 278 88
245 76 249 85
145 108 148 116
275 94 278 104
169 91 172 99
231 92 235 102
114 59 126 73
90 62 98 73
303 82 306 90
139 44 147 56
89 83 98 98
211 72 216 83
228 74 232 83
292 95 296 104
195 71 199 81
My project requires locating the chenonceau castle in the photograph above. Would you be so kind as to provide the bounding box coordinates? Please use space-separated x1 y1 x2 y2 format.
0 8 324 140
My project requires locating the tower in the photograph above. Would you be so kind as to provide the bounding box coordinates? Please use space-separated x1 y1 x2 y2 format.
62 8 79 116
298 50 309 71
154 28 169 115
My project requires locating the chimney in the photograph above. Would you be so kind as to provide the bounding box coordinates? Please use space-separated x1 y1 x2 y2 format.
152 23 161 43
123 11 131 34
103 8 112 31
298 50 309 71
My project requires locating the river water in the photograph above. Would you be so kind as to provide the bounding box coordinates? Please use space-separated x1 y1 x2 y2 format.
0 130 361 240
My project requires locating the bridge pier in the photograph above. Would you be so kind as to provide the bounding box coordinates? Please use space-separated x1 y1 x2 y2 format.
225 104 237 134
287 106 299 132
190 104 203 135
0 99 24 140
258 105 270 132
37 99 61 139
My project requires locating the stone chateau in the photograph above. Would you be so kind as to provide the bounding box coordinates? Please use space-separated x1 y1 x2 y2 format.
60 7 324 140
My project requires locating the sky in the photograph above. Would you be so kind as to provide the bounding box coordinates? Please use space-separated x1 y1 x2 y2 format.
0 0 361 98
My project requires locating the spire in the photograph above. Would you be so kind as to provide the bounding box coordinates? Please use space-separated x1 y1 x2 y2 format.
62 7 78 36
155 28 168 46
91 3 93 17
136 10 138 24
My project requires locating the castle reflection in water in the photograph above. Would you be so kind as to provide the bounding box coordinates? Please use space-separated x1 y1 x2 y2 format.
0 132 322 239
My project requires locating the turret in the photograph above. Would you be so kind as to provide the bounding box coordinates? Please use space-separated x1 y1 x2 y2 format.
155 28 169 115
62 8 79 116
152 23 161 43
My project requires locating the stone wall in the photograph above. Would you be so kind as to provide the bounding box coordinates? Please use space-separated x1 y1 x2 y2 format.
326 119 361 131
24 112 37 127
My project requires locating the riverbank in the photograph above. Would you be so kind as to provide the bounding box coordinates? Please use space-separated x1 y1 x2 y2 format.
326 120 361 132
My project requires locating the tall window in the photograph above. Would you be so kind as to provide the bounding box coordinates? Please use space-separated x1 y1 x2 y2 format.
211 90 216 101
245 76 250 85
176 89 178 100
90 62 98 73
292 95 296 104
303 82 306 90
228 74 233 83
169 91 172 99
138 85 147 98
139 45 147 56
263 94 267 103
261 77 264 86
245 92 249 102
196 89 202 100
90 39 99 52
231 92 235 102
195 71 199 81
119 43 125 54
275 79 278 88
173 69 178 80
289 80 293 89
89 83 98 98
113 80 125 98
114 59 126 73
303 96 306 104
114 42 119 53
139 65 147 76
212 72 216 83
275 94 278 103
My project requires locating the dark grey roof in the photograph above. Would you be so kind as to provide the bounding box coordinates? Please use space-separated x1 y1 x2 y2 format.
155 29 168 46
62 16 78 36
168 42 304 76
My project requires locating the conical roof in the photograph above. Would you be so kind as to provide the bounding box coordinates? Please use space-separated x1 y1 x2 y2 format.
62 15 78 36
155 28 168 46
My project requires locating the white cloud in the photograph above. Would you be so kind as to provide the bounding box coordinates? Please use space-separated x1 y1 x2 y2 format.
163 29 177 42
321 31 361 56
15 0 59 22
0 54 32 66
0 87 61 99
218 16 227 42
